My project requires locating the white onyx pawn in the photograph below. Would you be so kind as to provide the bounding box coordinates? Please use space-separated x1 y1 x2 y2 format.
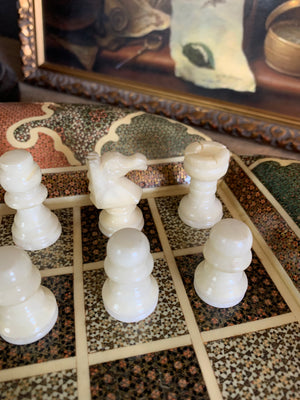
0 246 58 345
194 219 253 308
86 151 147 237
178 141 230 229
0 150 61 250
102 228 159 323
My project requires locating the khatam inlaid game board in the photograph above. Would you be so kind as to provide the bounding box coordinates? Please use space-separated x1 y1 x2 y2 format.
0 103 299 400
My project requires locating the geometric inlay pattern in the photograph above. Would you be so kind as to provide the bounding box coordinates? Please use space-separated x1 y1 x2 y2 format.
252 161 300 228
155 195 232 250
90 346 209 399
206 323 300 400
0 369 77 400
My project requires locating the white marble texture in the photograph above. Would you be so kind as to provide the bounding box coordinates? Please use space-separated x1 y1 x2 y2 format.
0 246 58 345
178 141 230 229
0 149 61 250
194 218 253 308
102 228 159 323
86 151 147 237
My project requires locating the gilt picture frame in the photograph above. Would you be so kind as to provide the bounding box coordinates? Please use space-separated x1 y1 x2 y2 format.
18 0 300 152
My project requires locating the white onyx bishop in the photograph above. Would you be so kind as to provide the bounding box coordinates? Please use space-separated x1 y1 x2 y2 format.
178 141 230 229
0 149 61 250
102 228 159 322
194 218 253 308
0 246 58 345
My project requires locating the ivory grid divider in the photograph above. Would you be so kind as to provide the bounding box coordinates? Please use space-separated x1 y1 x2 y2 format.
201 313 297 343
88 335 192 366
173 246 204 258
248 157 300 171
0 357 77 383
142 184 189 199
40 266 73 277
72 206 91 400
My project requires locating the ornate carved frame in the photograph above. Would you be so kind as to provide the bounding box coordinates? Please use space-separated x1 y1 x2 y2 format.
18 0 300 153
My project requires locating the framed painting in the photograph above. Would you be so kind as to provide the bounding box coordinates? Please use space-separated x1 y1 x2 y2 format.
18 0 300 152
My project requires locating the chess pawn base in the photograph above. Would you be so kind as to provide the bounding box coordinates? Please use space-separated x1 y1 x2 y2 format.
194 261 248 308
0 246 58 345
178 192 223 229
12 205 62 251
0 286 58 345
102 275 159 323
99 205 144 237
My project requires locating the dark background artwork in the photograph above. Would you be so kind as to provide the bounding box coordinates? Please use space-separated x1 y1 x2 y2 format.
1 0 300 120
41 0 300 119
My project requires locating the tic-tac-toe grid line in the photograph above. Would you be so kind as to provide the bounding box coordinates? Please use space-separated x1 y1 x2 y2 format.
73 205 91 400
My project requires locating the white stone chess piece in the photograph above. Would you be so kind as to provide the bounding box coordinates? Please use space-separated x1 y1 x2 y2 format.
194 218 253 308
86 151 147 237
178 141 230 229
102 228 159 322
0 149 61 250
0 246 58 345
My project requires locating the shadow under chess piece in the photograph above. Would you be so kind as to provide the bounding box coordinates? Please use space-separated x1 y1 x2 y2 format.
178 141 230 229
86 151 147 237
102 228 159 322
194 218 253 308
0 150 62 250
0 246 58 345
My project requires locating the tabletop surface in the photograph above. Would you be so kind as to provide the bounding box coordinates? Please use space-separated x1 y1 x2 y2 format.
0 102 299 400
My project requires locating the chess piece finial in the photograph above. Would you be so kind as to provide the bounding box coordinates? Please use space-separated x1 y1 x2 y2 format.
86 151 147 237
0 246 58 344
194 218 253 308
0 149 61 250
102 228 159 322
178 141 230 229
